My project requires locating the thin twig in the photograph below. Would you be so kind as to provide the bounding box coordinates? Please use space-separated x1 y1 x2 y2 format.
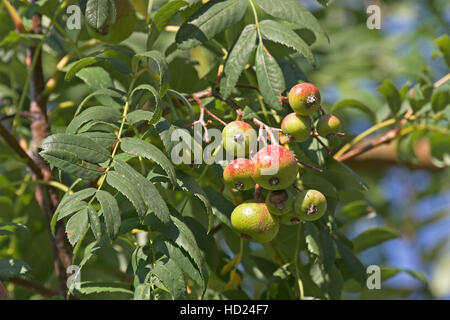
253 118 281 145
295 158 324 173
310 131 331 154
337 109 413 162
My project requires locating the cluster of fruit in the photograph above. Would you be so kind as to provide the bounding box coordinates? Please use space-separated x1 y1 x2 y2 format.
223 83 342 243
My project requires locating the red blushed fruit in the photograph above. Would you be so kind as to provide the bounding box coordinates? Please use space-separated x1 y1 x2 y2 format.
288 83 321 116
222 121 257 157
252 145 299 190
223 158 255 191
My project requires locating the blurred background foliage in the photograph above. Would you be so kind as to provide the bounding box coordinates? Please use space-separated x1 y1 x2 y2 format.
0 0 449 300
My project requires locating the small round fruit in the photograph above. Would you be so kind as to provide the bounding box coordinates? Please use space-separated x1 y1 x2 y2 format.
288 83 321 116
223 158 255 191
252 145 298 190
281 113 312 142
230 202 280 243
265 189 295 216
279 211 302 225
295 189 327 221
222 121 256 157
317 114 341 138
86 0 136 43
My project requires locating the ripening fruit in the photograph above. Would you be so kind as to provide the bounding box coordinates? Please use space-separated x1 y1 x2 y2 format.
86 0 136 43
281 113 312 142
265 189 295 216
279 211 301 225
223 158 255 191
288 83 321 116
230 202 279 243
294 189 327 221
252 145 298 190
316 114 341 138
222 121 257 157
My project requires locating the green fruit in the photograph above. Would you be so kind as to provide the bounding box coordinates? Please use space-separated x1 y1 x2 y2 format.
294 189 327 221
223 158 255 191
222 121 257 157
279 211 301 225
281 113 312 142
265 189 295 216
252 145 298 190
86 0 136 43
230 202 279 243
316 114 341 138
288 83 321 116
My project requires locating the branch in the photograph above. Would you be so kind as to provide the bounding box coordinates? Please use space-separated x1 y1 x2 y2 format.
25 1 72 295
336 73 449 163
0 280 9 300
7 277 59 299
337 109 413 162
0 123 42 177
253 118 281 145
310 131 331 154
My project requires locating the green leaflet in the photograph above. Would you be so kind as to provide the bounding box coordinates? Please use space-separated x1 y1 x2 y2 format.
96 190 121 240
176 0 248 49
254 0 329 43
220 24 257 99
40 133 111 163
120 137 176 185
110 160 171 223
66 208 89 246
259 20 316 66
255 43 285 110
66 106 121 134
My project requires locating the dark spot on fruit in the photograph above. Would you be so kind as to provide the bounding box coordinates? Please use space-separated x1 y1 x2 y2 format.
241 234 251 240
234 181 244 190
306 95 317 108
269 177 280 185
234 133 244 143
290 218 300 224
307 204 318 215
